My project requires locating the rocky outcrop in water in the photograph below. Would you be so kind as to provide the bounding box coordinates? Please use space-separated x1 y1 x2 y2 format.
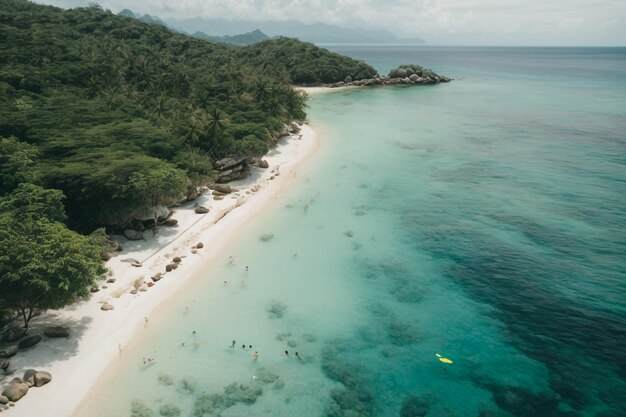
328 64 451 89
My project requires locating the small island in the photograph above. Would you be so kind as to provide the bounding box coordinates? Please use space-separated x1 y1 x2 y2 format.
328 64 452 89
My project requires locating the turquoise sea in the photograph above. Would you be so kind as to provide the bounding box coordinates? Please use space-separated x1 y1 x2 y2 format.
80 47 626 417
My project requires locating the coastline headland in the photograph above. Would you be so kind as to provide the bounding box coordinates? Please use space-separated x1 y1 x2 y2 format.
302 64 452 91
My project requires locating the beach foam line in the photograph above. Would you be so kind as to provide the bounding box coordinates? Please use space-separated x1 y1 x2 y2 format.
4 124 320 417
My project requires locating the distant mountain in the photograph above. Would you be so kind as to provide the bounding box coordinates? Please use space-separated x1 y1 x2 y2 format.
118 9 166 27
117 9 424 45
192 29 270 45
167 18 425 45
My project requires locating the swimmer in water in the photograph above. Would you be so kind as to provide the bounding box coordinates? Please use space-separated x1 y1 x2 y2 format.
253 351 259 360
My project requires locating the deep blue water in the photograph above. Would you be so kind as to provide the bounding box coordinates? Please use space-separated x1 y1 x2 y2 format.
311 45 626 416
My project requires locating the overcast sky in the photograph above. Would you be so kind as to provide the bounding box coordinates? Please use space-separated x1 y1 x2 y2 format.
36 0 626 46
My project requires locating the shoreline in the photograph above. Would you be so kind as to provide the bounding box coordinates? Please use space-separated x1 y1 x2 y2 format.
296 85 361 95
2 124 320 417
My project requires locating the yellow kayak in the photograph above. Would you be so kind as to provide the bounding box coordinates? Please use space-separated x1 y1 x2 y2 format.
435 353 453 364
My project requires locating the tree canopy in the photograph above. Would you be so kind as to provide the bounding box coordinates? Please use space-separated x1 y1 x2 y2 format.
0 185 105 329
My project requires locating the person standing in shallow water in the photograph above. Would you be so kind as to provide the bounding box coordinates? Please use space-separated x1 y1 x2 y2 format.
253 351 259 360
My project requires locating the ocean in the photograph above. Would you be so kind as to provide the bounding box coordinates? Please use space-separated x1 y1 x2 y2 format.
79 46 626 417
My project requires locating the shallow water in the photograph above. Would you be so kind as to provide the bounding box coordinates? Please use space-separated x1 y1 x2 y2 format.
80 47 626 417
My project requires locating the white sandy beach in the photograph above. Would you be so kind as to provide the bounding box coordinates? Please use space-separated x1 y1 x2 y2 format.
296 85 359 95
1 124 319 416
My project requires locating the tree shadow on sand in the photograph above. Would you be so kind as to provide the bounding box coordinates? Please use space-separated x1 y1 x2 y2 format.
1 313 92 384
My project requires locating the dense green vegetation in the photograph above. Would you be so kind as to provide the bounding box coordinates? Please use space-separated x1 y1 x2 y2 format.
239 37 377 84
0 0 373 227
0 184 106 329
0 0 375 325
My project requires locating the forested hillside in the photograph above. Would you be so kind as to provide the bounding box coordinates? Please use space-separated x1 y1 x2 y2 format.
0 0 375 228
0 0 376 326
239 37 377 84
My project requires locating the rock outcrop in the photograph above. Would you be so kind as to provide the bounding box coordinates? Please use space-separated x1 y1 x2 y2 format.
34 371 52 387
1 378 28 402
22 369 37 386
0 370 52 405
43 326 70 338
18 335 41 350
195 206 209 214
101 302 114 311
211 184 232 194
185 185 200 202
0 345 17 359
163 218 178 227
288 121 301 133
213 157 248 183
123 229 144 241
330 64 450 90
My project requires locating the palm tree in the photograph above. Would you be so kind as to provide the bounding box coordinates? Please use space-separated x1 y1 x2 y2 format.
205 108 229 154
194 87 211 109
182 108 206 145
253 78 270 103
207 108 228 139
151 93 168 122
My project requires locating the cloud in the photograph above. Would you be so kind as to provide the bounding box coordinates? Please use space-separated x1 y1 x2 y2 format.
35 0 626 45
